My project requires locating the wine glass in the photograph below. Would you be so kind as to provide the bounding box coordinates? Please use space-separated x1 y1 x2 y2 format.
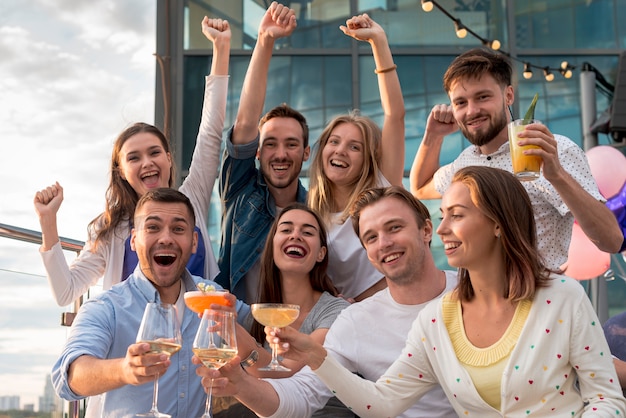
136 302 182 418
250 303 300 372
192 309 238 418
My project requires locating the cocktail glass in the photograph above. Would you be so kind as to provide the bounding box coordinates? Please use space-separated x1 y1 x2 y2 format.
250 303 300 372
184 289 231 314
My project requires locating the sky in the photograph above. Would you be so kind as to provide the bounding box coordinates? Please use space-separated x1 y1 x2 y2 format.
0 0 156 409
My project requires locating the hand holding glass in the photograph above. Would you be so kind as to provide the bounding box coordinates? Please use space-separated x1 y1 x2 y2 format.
250 303 300 372
192 309 238 418
136 303 182 418
508 119 542 181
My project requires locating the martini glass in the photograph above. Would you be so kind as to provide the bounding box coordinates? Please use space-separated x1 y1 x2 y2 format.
250 303 300 372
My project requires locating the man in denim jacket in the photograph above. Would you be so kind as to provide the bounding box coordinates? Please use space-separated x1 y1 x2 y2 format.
216 3 309 302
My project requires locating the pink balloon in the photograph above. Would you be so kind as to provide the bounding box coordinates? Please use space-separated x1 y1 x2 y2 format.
585 146 626 198
561 222 611 280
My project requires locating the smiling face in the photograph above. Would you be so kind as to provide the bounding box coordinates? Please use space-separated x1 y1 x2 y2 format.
448 74 513 147
358 197 432 285
118 132 172 197
272 209 326 277
321 122 365 188
131 200 197 297
258 117 310 190
436 182 500 270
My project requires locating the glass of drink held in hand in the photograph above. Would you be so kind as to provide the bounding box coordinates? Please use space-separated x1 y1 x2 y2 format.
192 309 238 418
184 284 231 314
250 303 300 372
136 303 182 418
508 119 542 181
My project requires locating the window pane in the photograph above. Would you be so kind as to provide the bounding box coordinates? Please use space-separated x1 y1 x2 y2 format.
359 0 506 48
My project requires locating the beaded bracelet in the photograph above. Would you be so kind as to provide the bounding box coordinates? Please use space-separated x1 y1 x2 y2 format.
374 64 397 74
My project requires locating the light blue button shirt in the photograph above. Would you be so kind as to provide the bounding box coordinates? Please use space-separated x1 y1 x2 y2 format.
51 266 249 418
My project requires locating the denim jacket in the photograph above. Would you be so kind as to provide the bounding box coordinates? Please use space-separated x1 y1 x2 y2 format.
217 127 307 301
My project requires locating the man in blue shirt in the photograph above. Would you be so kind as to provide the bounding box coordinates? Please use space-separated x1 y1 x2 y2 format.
51 188 249 417
217 2 309 302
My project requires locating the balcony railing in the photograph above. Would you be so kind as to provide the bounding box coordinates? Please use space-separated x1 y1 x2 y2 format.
0 222 85 418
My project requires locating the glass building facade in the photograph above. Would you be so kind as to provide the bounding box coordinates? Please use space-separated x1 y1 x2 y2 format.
157 0 626 316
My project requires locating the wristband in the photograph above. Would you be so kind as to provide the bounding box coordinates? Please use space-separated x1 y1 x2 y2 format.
374 64 397 74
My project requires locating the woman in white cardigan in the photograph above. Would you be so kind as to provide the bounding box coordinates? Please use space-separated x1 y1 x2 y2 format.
33 17 230 306
268 166 626 417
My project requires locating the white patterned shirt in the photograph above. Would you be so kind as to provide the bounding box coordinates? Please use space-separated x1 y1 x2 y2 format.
433 135 604 270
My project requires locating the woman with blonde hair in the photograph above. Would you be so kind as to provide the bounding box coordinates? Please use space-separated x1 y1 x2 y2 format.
308 13 405 301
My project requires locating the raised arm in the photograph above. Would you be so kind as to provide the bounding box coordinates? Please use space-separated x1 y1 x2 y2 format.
341 14 405 186
34 182 107 306
410 104 458 199
34 182 63 252
231 1 297 145
203 17 230 76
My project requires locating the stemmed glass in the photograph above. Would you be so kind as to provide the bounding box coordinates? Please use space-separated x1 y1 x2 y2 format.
250 303 300 372
136 302 182 418
192 309 238 418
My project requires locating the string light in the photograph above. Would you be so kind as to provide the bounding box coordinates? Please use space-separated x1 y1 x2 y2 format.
560 61 573 78
523 63 533 79
454 19 467 39
543 67 555 82
482 38 501 51
423 0 577 81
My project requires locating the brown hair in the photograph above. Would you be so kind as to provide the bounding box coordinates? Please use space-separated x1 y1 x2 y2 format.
443 47 512 93
134 188 195 226
88 123 174 248
251 203 338 344
350 186 431 244
450 166 550 302
308 111 382 224
259 103 310 148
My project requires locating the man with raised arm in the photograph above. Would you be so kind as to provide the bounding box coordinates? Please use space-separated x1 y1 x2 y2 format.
410 48 623 269
216 2 310 303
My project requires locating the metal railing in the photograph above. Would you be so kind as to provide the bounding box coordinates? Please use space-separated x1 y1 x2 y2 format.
0 222 85 418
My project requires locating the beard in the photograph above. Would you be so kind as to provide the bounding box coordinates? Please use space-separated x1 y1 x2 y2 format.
459 108 508 147
260 157 304 190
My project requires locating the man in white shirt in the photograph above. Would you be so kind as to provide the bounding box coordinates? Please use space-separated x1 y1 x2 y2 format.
196 186 458 418
410 48 622 270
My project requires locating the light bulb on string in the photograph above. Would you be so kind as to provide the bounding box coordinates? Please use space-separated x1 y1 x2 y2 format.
523 63 533 79
489 39 501 50
421 0 433 12
543 67 555 82
454 19 467 38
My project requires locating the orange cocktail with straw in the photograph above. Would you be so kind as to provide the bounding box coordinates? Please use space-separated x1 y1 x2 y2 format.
184 284 231 314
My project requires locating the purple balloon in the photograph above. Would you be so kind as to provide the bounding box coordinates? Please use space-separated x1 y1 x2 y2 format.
606 181 626 245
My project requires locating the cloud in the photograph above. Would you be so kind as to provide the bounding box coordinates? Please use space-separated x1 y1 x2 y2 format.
0 0 156 407
0 0 155 238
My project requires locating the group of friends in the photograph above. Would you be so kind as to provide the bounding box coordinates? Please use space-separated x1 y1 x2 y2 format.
32 2 626 417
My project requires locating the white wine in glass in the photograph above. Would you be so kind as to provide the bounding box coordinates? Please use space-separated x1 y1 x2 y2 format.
250 303 300 372
192 309 238 418
136 302 182 418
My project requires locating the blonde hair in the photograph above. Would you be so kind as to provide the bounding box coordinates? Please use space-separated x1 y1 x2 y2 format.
308 111 382 225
